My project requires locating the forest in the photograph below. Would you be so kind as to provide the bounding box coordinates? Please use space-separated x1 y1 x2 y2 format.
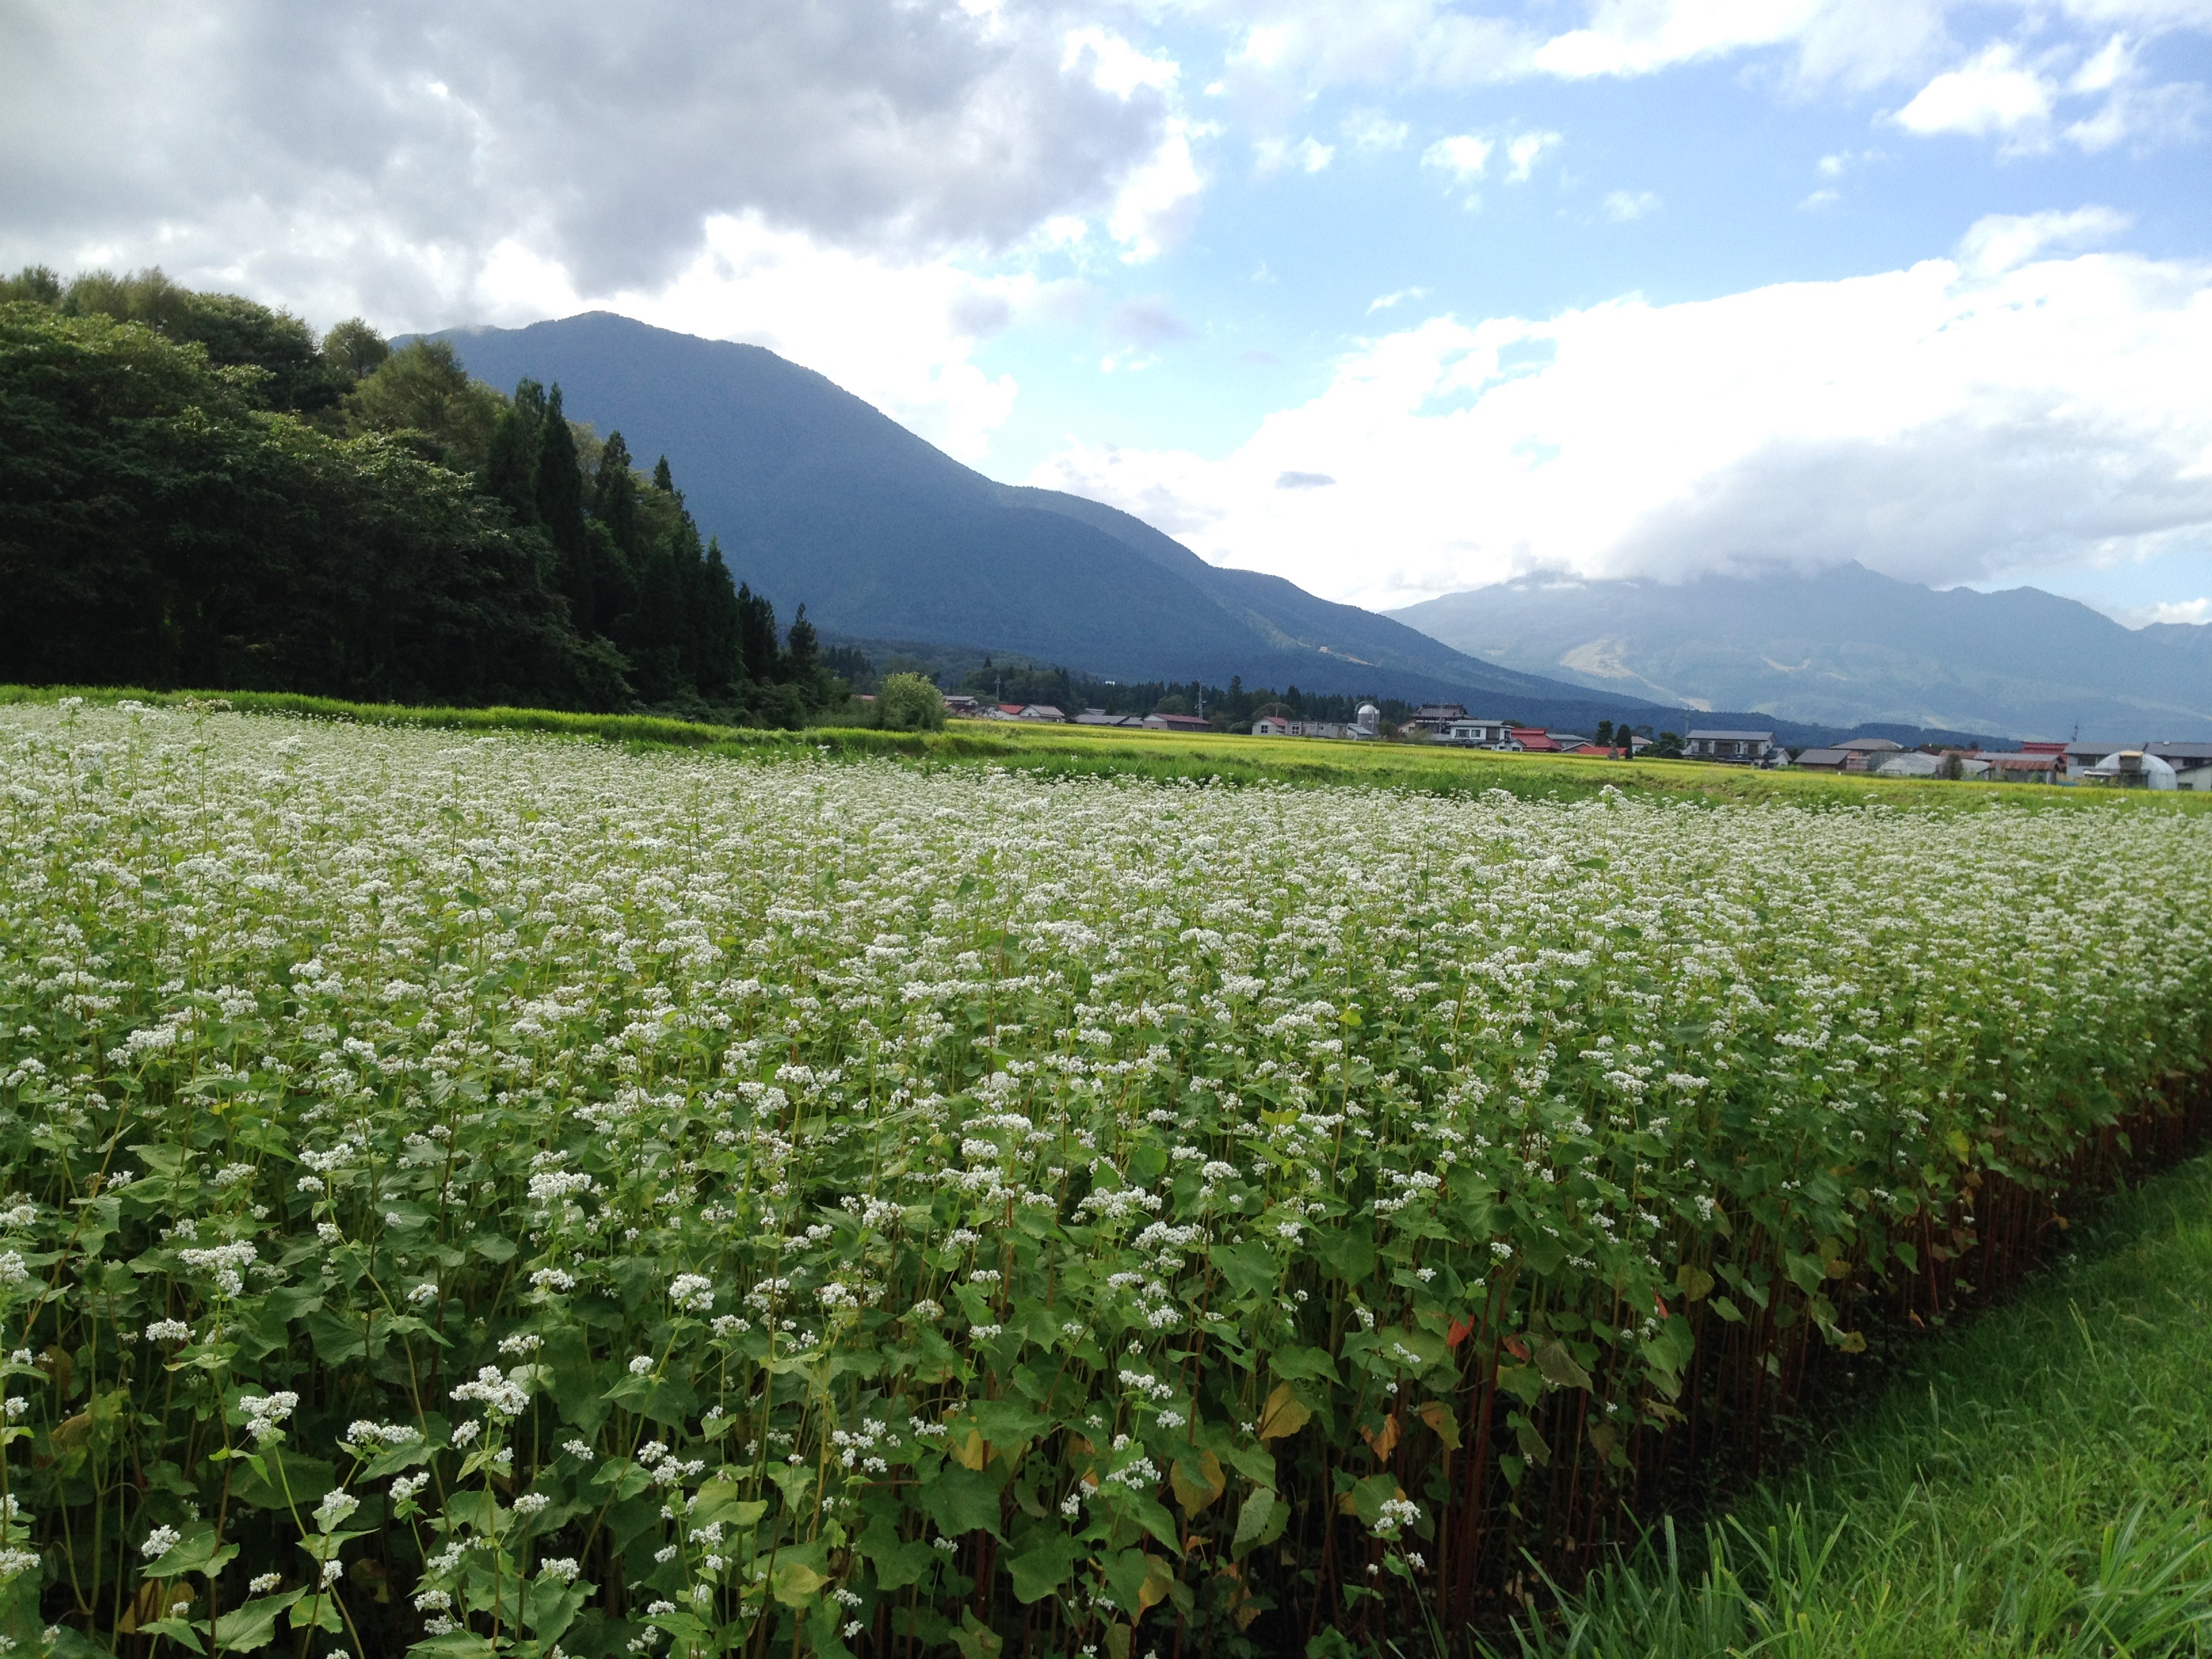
0 266 842 724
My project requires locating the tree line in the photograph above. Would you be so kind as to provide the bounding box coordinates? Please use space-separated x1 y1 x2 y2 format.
0 266 840 723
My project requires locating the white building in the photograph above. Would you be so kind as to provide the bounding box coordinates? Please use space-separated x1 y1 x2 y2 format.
1685 729 1785 766
1440 718 1515 748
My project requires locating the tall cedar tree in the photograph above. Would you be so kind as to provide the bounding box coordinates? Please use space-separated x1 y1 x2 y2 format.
736 583 781 684
483 378 543 525
533 384 594 632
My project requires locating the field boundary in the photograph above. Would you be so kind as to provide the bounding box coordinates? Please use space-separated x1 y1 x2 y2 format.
1 682 2194 812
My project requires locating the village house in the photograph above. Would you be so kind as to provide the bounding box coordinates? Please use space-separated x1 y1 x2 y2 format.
1143 712 1213 733
1509 726 1557 752
1439 718 1515 748
1974 752 2064 784
1401 703 1468 735
1792 747 1853 771
941 694 982 717
2148 742 2212 786
2064 740 2136 777
1684 729 1784 765
1250 705 1379 741
1073 709 1142 726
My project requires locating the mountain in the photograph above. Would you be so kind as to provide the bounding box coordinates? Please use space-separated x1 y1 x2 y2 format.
424 314 1727 730
1389 565 2212 741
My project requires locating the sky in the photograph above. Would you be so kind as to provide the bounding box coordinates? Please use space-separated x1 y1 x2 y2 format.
5 0 2210 623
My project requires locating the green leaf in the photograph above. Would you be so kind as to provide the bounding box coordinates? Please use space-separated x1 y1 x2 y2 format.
971 1398 1050 1446
1006 1530 1084 1603
212 1590 302 1652
1231 1488 1277 1561
772 1540 833 1607
232 1450 337 1513
949 1607 1005 1659
1269 1345 1340 1386
1209 1240 1279 1299
304 1307 388 1364
285 1589 345 1635
140 1616 205 1653
1534 1338 1594 1393
148 1525 238 1579
523 1575 591 1641
919 1463 1003 1540
1101 1548 1153 1620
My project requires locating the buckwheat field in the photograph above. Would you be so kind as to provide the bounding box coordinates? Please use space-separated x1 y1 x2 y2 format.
1 702 2207 1659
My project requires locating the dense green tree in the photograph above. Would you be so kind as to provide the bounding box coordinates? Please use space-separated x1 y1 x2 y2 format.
874 672 946 731
0 266 848 729
58 267 341 413
735 583 781 684
0 266 61 305
696 539 742 695
322 316 390 382
533 384 594 630
593 431 640 558
344 339 506 473
0 302 617 707
483 378 543 525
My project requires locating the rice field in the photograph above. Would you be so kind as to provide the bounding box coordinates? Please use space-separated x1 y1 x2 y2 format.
1 700 2207 1658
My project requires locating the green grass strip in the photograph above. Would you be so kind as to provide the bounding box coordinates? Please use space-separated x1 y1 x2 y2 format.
1494 1153 2212 1659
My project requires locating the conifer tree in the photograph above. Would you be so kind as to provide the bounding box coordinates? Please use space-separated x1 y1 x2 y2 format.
593 431 640 559
697 539 743 693
736 583 781 684
483 378 543 525
533 384 593 632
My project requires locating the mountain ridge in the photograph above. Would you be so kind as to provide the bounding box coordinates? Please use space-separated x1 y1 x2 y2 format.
1389 564 2212 741
428 314 2009 745
426 314 1683 723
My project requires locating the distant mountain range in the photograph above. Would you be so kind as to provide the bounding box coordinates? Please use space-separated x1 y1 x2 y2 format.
430 314 1917 741
1389 565 2212 742
429 314 2049 745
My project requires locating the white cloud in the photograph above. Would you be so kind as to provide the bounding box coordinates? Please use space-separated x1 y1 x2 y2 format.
1026 236 2212 609
1893 30 2205 152
1063 26 1180 98
1369 287 1431 312
1601 189 1663 220
1105 119 1210 262
1894 42 2057 141
0 0 1185 317
2125 596 2212 624
1504 131 1564 181
1421 134 1494 182
1956 204 2131 274
1255 136 1336 174
1184 0 2211 106
1340 109 1412 151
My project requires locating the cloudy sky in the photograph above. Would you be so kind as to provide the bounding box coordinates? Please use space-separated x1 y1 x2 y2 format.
6 1 2209 621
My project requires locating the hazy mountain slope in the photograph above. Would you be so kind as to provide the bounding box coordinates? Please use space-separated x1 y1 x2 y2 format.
425 314 1673 716
1389 565 2212 740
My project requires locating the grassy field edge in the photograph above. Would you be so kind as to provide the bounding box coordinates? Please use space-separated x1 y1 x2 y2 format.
1493 1150 2212 1659
3 682 2198 813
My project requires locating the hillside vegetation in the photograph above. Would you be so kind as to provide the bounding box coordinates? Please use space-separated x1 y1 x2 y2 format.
0 268 841 726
